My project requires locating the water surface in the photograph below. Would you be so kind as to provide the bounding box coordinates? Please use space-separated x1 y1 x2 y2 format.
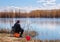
0 18 60 40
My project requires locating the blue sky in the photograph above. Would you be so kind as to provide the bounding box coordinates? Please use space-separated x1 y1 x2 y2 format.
0 0 39 7
0 0 60 11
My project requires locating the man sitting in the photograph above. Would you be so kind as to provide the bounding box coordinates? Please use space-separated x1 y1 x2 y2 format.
12 20 24 37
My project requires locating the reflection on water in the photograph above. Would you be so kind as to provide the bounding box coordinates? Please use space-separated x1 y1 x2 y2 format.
0 18 60 40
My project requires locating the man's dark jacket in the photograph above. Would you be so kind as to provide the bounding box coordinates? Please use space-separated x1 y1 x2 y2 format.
12 23 21 33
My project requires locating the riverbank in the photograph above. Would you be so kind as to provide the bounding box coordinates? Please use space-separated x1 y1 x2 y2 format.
0 33 40 42
0 33 60 42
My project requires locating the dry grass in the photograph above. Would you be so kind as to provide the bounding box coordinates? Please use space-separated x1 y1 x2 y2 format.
0 33 60 42
0 33 38 42
0 33 32 42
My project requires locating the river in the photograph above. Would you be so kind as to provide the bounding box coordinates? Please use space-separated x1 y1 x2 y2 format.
0 18 60 40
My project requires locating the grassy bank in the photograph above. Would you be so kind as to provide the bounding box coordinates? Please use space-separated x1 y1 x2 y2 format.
0 33 60 42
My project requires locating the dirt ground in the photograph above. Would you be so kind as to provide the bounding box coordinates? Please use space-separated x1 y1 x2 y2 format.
0 33 40 42
0 33 60 42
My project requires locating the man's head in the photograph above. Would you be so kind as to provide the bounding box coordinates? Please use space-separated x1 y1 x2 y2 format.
16 20 20 23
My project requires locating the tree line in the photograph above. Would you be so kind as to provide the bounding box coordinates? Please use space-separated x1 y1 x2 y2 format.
0 9 60 18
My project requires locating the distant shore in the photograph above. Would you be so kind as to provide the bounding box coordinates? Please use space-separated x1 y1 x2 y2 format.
0 9 60 18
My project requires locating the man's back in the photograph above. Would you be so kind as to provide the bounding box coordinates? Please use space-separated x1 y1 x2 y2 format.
14 23 21 33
